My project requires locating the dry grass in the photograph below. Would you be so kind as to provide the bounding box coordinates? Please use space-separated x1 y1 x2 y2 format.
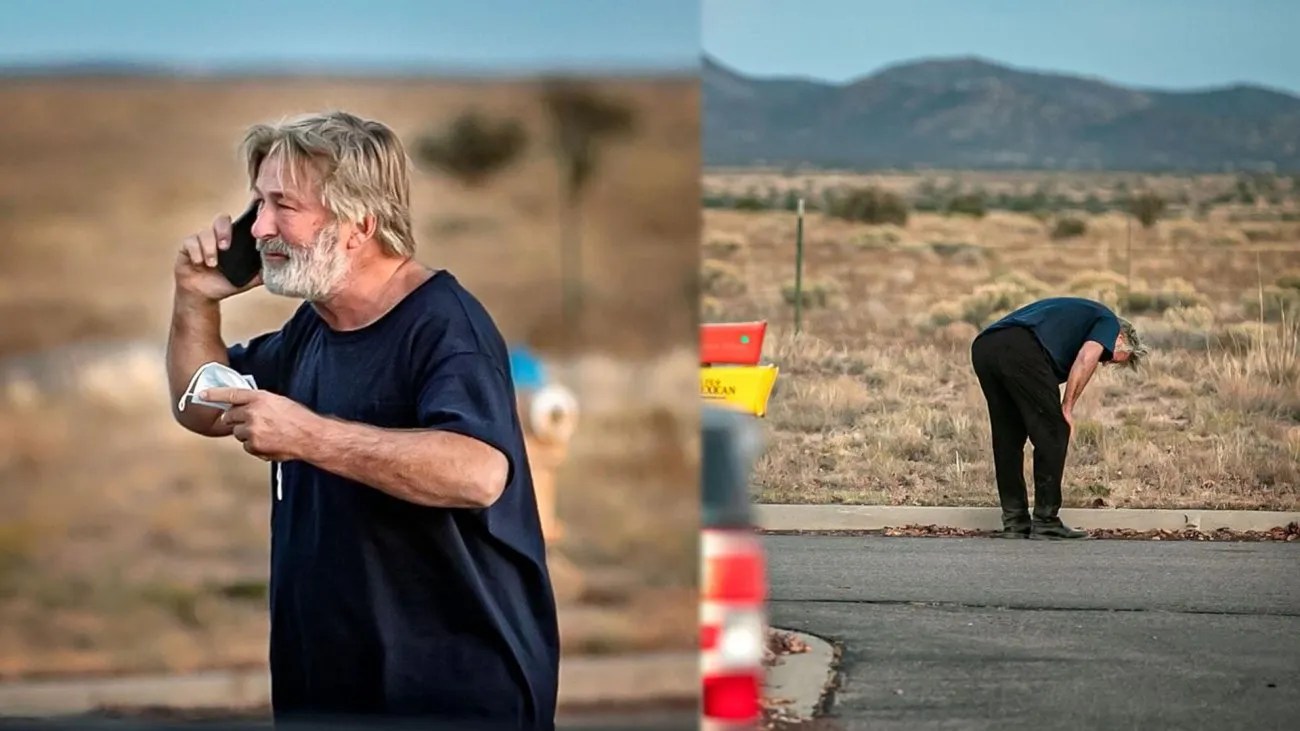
0 77 699 680
703 172 1300 511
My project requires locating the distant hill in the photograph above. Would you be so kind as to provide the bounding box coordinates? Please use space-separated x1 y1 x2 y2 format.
703 55 1300 172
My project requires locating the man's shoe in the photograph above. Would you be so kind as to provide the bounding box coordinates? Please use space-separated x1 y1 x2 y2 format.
1030 521 1090 540
994 509 1031 539
992 525 1031 539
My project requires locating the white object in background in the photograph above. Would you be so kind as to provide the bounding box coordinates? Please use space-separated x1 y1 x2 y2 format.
528 384 579 444
178 361 257 412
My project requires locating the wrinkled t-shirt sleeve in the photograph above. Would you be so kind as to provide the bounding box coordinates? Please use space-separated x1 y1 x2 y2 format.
1086 315 1121 359
227 330 285 393
416 352 518 485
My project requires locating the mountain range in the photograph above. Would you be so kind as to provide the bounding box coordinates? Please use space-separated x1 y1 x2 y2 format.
703 55 1300 172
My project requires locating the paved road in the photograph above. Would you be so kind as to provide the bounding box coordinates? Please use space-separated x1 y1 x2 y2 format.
0 705 699 731
766 535 1300 730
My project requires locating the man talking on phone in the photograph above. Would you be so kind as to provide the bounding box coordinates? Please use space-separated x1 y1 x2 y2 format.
165 111 559 729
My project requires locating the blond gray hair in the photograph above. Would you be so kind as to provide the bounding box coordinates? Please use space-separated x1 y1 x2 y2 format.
1116 317 1149 368
241 110 416 257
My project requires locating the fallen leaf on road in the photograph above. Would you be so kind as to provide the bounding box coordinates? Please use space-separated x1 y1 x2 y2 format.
764 521 1300 542
1089 523 1300 542
767 629 810 656
882 524 985 537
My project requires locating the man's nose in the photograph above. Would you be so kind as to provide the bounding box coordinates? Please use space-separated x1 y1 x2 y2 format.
250 206 275 239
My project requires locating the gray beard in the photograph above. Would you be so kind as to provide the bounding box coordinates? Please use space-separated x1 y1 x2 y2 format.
258 224 348 301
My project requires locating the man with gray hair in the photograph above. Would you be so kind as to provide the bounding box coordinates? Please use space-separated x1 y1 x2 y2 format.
970 296 1147 540
166 110 559 728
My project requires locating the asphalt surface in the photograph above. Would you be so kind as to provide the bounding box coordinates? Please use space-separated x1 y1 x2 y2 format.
0 702 699 731
766 535 1300 731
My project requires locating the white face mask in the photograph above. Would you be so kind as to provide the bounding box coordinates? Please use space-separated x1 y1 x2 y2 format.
177 361 257 412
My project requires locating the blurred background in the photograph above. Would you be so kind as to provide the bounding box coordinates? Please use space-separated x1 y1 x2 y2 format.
0 0 701 721
701 0 1300 512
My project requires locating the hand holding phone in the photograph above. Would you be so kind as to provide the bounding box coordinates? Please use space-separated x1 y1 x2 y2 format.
216 201 262 288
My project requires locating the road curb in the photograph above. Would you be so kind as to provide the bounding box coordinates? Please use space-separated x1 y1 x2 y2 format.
0 652 697 717
764 629 837 723
755 504 1300 533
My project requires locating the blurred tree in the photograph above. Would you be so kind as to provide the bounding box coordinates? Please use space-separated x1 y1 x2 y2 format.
945 191 988 218
414 110 527 187
540 81 636 339
1127 190 1166 228
827 186 909 226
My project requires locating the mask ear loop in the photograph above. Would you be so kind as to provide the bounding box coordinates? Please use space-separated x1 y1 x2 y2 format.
177 364 209 412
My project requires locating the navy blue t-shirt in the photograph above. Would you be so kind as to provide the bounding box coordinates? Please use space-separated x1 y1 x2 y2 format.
227 270 559 729
978 297 1121 382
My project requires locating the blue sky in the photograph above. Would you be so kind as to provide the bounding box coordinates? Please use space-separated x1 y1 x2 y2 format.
704 0 1300 94
0 0 699 74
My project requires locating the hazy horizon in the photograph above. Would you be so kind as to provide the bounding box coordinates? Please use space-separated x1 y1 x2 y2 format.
705 52 1300 97
704 0 1300 96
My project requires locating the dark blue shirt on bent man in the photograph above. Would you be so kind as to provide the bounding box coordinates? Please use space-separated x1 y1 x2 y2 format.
976 297 1121 383
228 270 559 730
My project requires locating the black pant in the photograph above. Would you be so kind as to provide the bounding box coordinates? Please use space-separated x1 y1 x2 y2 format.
970 327 1069 526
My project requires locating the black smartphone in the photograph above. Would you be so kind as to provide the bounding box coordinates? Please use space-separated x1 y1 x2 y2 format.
217 201 261 287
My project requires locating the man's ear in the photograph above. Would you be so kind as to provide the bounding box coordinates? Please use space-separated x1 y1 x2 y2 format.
356 214 378 244
344 214 378 250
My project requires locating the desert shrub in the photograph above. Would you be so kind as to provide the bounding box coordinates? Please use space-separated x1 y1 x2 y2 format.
782 279 840 309
1065 270 1128 310
702 192 732 209
1126 190 1166 228
827 186 909 226
922 272 1049 329
1125 278 1205 314
703 234 744 258
1277 271 1300 293
853 227 903 249
993 189 1053 214
1167 223 1201 247
701 260 746 297
927 241 985 267
959 283 1035 327
1141 323 1213 351
1140 304 1219 350
1163 304 1216 331
1242 227 1283 242
1051 216 1087 239
415 111 527 186
779 189 822 212
924 300 964 328
1067 270 1128 294
732 189 771 211
1073 420 1106 452
1220 322 1264 352
700 295 726 321
945 192 987 218
1083 195 1109 214
994 271 1052 296
1209 232 1247 247
928 241 978 257
1242 286 1300 322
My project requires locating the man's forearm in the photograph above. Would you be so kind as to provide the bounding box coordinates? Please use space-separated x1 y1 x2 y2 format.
166 291 231 436
298 416 508 509
1061 358 1100 413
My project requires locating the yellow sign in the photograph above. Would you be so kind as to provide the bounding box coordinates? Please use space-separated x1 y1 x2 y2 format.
699 364 779 417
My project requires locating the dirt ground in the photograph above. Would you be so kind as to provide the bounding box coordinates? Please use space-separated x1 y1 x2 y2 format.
703 170 1300 511
0 76 700 679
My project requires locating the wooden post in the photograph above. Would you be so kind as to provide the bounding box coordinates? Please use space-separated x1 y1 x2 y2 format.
794 197 805 334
